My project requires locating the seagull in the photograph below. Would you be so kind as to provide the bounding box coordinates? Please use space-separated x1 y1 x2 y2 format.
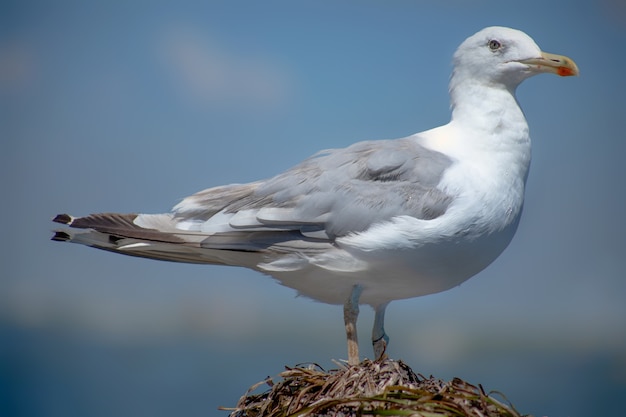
52 26 578 365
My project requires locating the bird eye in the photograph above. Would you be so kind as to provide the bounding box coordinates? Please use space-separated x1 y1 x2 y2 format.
488 39 501 51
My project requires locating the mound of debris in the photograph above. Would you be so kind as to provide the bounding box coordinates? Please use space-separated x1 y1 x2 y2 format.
226 358 525 417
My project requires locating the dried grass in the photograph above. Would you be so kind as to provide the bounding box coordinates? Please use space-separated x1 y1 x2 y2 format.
224 358 527 417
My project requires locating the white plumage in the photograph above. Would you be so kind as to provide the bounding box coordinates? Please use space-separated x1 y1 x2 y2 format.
53 26 578 365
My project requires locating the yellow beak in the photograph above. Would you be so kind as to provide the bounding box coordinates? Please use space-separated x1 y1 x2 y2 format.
518 51 579 77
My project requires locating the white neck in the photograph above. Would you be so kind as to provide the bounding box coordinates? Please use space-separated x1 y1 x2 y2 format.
419 77 532 197
450 77 527 137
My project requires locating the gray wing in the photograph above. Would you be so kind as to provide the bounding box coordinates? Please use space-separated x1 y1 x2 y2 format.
173 137 454 243
52 137 454 265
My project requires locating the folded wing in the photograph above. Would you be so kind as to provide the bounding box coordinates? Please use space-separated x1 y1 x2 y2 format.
54 137 454 267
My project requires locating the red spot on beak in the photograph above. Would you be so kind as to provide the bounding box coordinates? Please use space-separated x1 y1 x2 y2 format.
557 66 576 77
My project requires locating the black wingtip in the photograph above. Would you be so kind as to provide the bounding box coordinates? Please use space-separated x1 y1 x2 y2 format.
53 213 73 225
51 231 71 242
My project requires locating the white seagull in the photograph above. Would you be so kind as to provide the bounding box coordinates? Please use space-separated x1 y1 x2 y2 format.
53 26 578 365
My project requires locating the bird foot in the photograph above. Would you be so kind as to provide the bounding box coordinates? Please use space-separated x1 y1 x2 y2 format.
372 333 389 361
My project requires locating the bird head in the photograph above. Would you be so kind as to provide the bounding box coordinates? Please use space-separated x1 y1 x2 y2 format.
451 26 579 90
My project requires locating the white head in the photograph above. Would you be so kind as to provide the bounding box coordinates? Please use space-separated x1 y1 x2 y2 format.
450 26 578 92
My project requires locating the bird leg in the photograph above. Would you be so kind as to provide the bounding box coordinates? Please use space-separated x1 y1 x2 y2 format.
343 284 363 366
372 303 389 360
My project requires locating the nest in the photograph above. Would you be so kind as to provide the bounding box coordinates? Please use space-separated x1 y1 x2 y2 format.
225 358 526 417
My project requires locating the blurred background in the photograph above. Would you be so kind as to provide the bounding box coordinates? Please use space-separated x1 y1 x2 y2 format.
2 1 625 416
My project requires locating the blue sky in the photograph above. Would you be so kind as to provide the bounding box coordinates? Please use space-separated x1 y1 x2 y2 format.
2 1 626 416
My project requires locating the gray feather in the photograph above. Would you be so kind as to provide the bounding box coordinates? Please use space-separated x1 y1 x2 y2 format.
175 137 454 240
